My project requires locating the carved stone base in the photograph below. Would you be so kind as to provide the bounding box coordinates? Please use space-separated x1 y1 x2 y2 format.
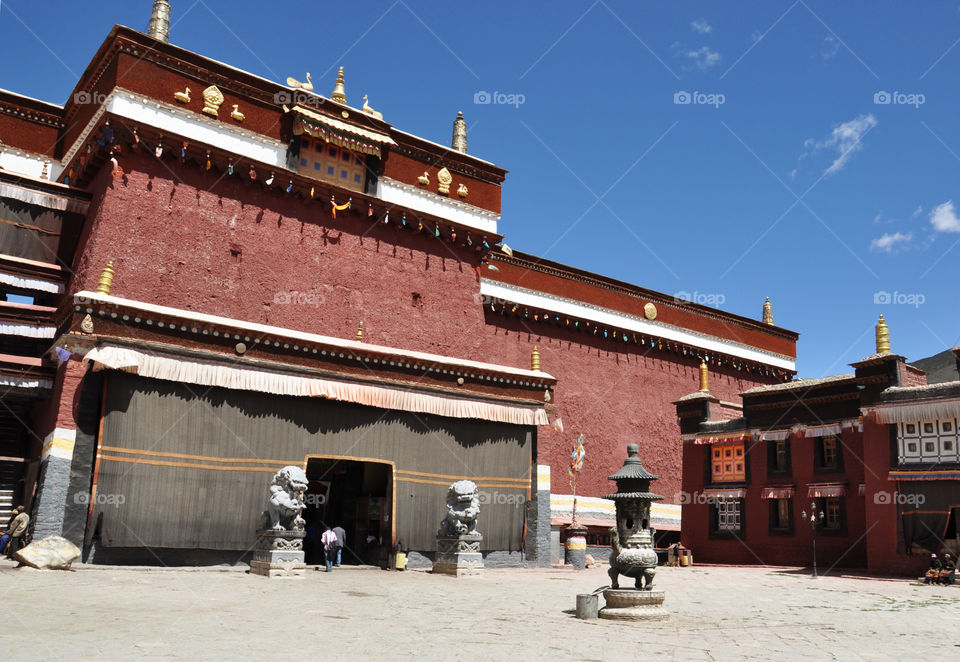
599 589 668 621
251 529 306 578
434 535 484 577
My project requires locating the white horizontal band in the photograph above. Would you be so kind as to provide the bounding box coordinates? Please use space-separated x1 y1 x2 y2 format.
377 177 499 234
480 280 796 371
0 271 64 294
0 322 55 339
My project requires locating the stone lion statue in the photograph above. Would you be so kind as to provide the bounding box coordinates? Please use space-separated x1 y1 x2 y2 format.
260 466 309 532
438 479 481 538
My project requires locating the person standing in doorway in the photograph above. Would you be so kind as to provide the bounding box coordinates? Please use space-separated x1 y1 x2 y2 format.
5 506 29 559
332 525 346 567
321 525 338 572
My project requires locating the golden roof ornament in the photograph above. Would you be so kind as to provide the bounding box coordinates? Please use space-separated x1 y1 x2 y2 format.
457 183 469 198
876 314 891 354
762 296 774 325
96 261 115 295
417 172 429 186
174 87 191 104
286 72 313 92
331 67 347 105
202 85 224 118
699 360 709 392
147 0 171 43
452 111 467 153
355 321 364 342
437 167 452 195
361 94 383 120
230 105 245 123
531 346 541 372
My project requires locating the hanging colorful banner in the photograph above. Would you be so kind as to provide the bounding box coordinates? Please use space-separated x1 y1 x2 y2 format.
568 433 585 490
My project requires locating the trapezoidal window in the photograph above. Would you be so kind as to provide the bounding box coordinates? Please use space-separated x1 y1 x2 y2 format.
297 136 367 193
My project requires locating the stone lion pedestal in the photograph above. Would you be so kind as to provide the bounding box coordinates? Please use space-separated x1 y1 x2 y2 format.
433 480 484 577
434 533 484 577
250 529 307 578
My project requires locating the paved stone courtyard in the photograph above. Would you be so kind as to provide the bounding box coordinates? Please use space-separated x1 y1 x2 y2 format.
1 559 957 661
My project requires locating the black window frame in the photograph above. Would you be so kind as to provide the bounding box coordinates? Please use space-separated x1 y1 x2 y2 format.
768 497 794 536
814 434 844 473
767 438 792 475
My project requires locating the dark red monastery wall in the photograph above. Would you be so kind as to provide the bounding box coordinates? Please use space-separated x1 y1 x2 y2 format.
68 154 778 504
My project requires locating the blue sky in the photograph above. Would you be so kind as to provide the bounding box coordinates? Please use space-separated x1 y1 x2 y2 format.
2 1 958 377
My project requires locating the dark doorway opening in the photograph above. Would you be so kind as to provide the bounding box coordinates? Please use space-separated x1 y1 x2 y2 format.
303 457 392 567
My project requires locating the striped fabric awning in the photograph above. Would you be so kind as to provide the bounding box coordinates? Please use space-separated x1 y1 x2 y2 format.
703 488 746 499
292 105 396 157
889 469 960 481
761 486 795 499
758 429 791 441
804 423 842 437
693 433 751 445
807 483 847 497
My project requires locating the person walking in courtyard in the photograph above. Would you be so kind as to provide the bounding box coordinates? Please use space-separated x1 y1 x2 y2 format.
938 553 955 585
321 525 338 572
5 506 29 558
332 525 346 567
923 554 942 584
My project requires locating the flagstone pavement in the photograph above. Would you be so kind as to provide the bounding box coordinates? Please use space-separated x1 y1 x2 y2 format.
1 560 957 661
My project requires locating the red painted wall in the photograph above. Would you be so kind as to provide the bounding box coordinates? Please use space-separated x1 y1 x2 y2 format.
65 152 778 505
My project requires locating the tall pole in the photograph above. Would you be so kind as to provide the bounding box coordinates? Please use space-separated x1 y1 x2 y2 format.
811 520 818 578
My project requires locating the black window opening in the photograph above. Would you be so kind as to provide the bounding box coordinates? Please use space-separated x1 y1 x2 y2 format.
768 439 791 474
814 435 844 473
769 497 794 535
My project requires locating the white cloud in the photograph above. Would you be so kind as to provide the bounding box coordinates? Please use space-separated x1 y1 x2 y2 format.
869 232 912 253
691 19 712 34
680 46 722 70
910 205 923 220
821 35 840 61
803 114 878 176
930 200 960 233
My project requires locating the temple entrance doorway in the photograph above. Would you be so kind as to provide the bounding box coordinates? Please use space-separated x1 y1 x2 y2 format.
303 456 393 568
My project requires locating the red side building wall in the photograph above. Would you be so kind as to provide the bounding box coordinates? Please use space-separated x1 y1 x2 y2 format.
681 428 868 567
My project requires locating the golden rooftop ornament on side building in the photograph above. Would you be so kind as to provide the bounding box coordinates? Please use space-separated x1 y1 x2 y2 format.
699 360 709 392
531 346 541 372
452 111 467 153
762 296 774 325
230 104 245 123
174 87 191 104
876 314 891 354
96 261 115 295
356 321 364 342
361 94 383 120
417 172 429 186
331 67 347 105
147 0 171 43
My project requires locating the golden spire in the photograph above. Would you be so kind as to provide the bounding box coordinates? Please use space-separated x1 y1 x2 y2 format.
699 360 709 392
96 261 115 295
762 296 774 325
876 314 891 354
147 0 171 43
355 321 364 342
531 346 541 372
331 67 347 105
452 111 467 153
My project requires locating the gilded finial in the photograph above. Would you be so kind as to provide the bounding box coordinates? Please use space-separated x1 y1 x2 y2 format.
331 67 347 105
699 360 709 392
356 321 364 342
452 111 467 153
96 261 115 295
531 346 541 372
876 314 891 354
762 296 774 325
147 0 171 43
